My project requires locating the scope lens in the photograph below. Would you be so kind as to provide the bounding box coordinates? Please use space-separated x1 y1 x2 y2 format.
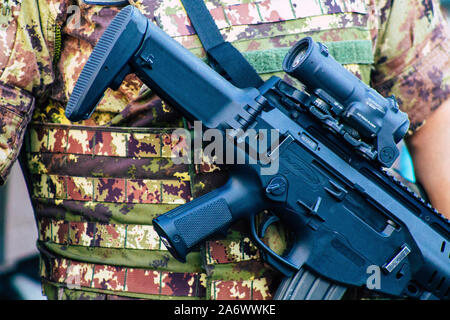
291 45 308 69
283 38 312 75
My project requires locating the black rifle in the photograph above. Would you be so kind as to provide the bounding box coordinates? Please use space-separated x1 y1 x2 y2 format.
66 6 449 300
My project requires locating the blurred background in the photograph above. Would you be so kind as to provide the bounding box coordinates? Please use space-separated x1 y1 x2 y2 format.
0 162 43 300
0 1 449 301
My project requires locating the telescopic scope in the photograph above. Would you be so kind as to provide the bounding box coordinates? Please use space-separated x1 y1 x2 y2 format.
283 37 409 149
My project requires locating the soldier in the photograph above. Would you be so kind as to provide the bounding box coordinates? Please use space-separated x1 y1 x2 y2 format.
0 0 448 300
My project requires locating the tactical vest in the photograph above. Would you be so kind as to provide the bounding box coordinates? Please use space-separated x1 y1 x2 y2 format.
24 0 378 300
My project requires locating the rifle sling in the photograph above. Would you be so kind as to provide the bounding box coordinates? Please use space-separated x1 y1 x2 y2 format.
180 0 263 89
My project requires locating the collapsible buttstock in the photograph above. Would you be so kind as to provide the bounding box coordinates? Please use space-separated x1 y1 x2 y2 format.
66 5 148 122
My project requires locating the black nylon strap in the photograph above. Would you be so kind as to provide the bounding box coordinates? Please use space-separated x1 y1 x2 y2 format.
180 0 263 89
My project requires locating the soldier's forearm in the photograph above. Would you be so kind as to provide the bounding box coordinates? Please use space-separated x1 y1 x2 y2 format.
407 97 450 219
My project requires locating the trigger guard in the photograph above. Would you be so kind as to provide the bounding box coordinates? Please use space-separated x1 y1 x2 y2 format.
250 215 298 277
259 214 280 239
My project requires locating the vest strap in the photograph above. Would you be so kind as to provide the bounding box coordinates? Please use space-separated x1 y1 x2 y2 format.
42 255 274 299
43 257 206 298
180 0 263 88
38 218 166 251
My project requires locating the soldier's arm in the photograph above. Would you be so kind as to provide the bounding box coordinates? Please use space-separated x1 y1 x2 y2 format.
371 0 450 218
407 98 450 217
0 1 69 184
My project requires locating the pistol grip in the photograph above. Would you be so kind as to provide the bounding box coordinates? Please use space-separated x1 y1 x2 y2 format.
153 172 265 262
153 188 233 262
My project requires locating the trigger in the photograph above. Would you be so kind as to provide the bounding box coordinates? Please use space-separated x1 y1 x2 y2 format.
259 214 280 239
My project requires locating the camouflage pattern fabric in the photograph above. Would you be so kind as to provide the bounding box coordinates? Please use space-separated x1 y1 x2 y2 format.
0 0 449 300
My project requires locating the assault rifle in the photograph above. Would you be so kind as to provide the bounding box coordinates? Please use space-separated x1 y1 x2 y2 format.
66 6 449 300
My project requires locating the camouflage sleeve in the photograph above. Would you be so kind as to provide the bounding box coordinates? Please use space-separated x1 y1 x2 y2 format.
0 0 70 184
371 0 450 134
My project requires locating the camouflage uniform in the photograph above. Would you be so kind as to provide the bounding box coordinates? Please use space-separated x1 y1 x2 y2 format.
0 0 449 300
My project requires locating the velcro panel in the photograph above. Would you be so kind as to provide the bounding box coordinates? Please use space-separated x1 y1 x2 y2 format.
242 40 374 75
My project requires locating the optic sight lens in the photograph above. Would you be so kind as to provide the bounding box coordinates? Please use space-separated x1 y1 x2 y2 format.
291 45 308 69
